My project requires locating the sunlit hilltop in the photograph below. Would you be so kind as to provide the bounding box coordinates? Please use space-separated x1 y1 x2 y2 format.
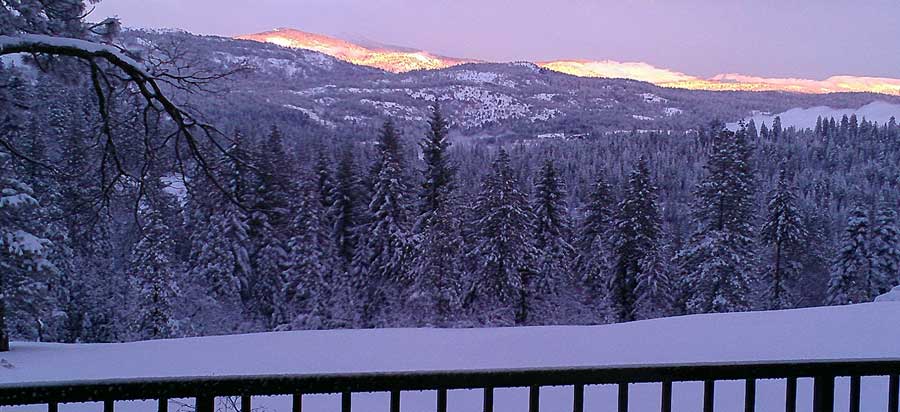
238 28 900 95
236 28 474 73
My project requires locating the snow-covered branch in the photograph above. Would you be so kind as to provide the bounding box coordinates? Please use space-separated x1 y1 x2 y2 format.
0 33 240 208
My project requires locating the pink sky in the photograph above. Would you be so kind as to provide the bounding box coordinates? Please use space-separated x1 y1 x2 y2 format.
94 0 900 79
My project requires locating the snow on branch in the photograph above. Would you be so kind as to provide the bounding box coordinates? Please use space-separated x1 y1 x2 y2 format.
0 33 243 209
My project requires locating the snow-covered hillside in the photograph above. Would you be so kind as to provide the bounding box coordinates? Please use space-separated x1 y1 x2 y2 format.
3 303 900 412
727 101 900 131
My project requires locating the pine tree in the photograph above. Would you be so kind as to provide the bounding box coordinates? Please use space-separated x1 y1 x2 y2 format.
679 128 757 314
530 158 575 323
465 148 537 325
772 116 782 140
828 205 875 305
610 156 665 322
0 152 54 350
128 176 180 340
576 172 615 320
759 168 806 309
350 120 412 327
256 126 294 235
746 119 759 140
313 149 336 214
329 147 364 267
187 132 253 329
282 171 339 329
409 104 463 325
871 202 900 293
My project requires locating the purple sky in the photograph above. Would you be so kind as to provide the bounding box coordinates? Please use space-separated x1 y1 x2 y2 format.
93 0 900 79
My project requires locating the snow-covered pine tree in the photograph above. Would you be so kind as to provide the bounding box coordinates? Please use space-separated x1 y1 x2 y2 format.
0 151 53 351
610 156 666 322
282 169 339 329
256 126 294 235
576 171 615 316
128 175 180 340
329 147 364 268
772 116 783 140
530 158 575 324
350 120 412 327
409 104 463 326
828 205 875 305
465 148 538 326
249 127 292 329
746 119 759 140
871 202 900 293
187 132 253 331
759 167 807 309
314 149 337 215
678 127 757 314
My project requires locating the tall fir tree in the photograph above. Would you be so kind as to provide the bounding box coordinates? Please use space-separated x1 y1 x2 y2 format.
610 156 666 321
465 148 538 325
0 152 53 350
128 174 180 340
678 128 757 314
282 170 339 329
576 171 615 321
409 104 463 325
350 120 412 327
871 202 900 292
530 158 575 323
759 168 806 309
329 146 364 268
187 132 253 331
828 205 875 305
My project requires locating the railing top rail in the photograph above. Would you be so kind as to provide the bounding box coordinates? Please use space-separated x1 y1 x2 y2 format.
3 358 900 406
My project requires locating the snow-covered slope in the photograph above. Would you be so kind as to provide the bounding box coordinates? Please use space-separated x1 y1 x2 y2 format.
3 303 899 411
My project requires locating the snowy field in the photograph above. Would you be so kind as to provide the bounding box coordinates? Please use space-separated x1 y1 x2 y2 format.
3 303 900 412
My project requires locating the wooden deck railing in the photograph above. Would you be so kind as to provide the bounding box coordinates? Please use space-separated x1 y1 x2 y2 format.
1 359 899 412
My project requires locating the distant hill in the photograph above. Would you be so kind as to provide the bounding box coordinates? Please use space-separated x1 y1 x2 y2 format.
122 29 900 142
236 27 900 95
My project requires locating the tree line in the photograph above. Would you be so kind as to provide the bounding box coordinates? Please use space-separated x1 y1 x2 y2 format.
3 67 900 342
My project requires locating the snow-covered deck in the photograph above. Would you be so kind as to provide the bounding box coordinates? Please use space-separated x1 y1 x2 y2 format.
3 303 899 386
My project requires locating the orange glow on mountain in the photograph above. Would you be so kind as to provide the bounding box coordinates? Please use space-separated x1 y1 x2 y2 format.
236 28 474 73
237 29 900 95
538 61 900 94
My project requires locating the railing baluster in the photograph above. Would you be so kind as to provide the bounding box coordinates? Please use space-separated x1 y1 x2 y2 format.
196 396 214 412
342 391 351 412
745 378 756 412
529 385 540 412
390 390 400 412
437 389 448 412
104 399 115 412
48 402 58 412
703 380 715 412
890 374 899 412
158 398 168 412
292 393 302 412
813 375 835 412
573 384 584 412
850 376 860 412
241 395 251 412
483 387 494 412
618 383 629 412
661 381 672 412
785 377 797 412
